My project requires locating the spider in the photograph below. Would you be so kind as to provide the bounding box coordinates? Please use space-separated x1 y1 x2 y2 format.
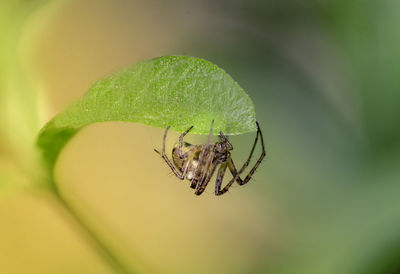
154 121 266 196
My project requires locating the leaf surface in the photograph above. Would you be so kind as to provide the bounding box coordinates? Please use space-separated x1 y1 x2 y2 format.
37 56 257 179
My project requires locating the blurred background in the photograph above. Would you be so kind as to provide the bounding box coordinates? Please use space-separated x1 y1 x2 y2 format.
1 0 400 273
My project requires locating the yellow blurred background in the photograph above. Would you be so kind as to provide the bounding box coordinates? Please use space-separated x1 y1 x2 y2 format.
2 1 400 273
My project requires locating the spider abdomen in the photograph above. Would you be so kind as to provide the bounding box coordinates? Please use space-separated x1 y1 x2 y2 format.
172 144 216 183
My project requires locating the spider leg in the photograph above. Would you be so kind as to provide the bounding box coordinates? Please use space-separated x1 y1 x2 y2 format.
158 126 186 179
178 125 194 158
190 145 212 190
191 120 214 186
190 180 197 189
214 162 229 195
195 147 216 195
198 146 215 184
219 131 233 150
195 162 219 195
216 157 242 195
227 122 266 186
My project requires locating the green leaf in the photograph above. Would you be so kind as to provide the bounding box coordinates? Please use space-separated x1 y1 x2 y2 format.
37 55 257 180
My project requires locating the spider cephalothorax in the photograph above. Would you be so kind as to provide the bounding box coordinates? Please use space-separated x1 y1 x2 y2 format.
155 121 265 196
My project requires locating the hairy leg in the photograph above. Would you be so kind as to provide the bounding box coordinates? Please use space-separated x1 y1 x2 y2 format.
195 162 219 195
214 162 229 195
178 126 193 158
219 131 233 150
195 148 217 195
228 122 266 185
191 120 214 186
154 126 186 179
214 122 265 195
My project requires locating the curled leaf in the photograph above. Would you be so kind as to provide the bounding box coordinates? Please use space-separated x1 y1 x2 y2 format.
37 56 257 179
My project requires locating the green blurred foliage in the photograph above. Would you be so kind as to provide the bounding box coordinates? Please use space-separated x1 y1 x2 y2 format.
0 0 50 192
1 0 400 274
188 0 400 273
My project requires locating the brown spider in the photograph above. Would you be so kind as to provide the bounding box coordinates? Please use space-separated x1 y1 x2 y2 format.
154 121 266 196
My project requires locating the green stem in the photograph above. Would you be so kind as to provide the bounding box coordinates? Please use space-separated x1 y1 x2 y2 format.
50 187 134 274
